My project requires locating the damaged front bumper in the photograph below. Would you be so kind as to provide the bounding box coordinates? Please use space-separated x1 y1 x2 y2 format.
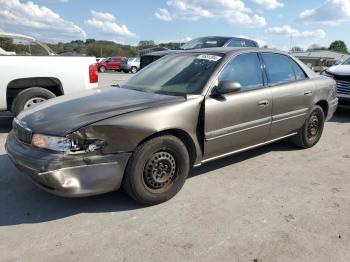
5 131 131 197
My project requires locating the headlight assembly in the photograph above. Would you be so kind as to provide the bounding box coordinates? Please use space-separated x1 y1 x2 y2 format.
32 134 72 152
32 134 105 153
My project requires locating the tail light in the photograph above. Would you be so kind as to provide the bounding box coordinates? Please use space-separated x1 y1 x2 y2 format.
89 64 98 84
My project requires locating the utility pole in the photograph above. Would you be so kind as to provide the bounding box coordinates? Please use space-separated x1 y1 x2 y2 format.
100 47 103 57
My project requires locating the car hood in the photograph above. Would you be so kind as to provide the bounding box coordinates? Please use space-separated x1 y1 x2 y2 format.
18 87 185 136
327 65 350 75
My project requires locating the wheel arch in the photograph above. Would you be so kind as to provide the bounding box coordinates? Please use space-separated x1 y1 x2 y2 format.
6 77 63 110
137 128 198 167
315 100 329 118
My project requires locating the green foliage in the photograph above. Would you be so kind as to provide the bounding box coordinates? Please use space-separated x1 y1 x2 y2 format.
47 39 139 57
329 40 348 53
0 37 15 51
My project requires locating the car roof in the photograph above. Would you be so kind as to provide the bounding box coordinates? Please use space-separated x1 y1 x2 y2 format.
179 47 290 56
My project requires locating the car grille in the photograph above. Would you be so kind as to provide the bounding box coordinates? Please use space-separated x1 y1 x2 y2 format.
13 119 32 144
333 75 350 95
140 55 161 69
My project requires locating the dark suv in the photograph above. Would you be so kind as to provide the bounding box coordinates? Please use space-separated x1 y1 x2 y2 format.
140 36 259 69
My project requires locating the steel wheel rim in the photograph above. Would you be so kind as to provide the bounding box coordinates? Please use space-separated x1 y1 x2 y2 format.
143 151 177 191
24 97 47 109
131 67 137 73
307 114 320 139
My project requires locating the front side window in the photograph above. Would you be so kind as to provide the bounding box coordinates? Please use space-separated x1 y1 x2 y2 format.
290 59 307 80
218 53 264 91
262 53 295 85
122 53 223 95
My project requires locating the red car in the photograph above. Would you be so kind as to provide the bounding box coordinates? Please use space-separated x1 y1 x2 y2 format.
97 56 127 73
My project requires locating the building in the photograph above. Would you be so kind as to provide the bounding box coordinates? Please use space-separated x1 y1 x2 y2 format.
291 50 350 72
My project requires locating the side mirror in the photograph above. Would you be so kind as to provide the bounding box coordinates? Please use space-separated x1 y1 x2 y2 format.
215 81 241 95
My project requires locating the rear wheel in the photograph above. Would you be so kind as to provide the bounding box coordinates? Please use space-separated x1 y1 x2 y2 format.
292 105 325 148
11 87 56 116
123 135 190 205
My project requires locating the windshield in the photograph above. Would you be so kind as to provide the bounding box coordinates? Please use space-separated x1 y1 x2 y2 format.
122 53 223 95
343 58 350 65
180 37 229 50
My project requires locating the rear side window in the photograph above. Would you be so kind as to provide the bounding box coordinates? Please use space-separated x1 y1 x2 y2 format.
245 41 258 47
290 59 307 80
261 53 295 85
219 53 264 91
227 39 243 47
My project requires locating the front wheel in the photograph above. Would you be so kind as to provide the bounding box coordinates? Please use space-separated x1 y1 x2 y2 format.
11 87 56 116
292 105 325 148
99 66 106 73
131 66 138 74
123 135 190 205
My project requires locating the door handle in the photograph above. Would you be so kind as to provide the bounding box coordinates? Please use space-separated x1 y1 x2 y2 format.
258 100 270 106
304 90 313 96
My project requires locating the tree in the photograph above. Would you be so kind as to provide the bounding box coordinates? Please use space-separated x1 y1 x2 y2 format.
308 44 327 51
329 40 348 53
291 46 304 52
0 37 15 51
138 40 156 48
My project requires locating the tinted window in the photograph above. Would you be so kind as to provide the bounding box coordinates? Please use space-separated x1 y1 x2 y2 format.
111 57 122 62
245 41 258 47
219 53 264 91
262 53 294 85
227 39 243 47
290 59 307 80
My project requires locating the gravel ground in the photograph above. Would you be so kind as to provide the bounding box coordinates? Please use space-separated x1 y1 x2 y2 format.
0 74 349 261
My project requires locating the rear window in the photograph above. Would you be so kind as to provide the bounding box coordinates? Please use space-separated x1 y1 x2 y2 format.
261 53 295 85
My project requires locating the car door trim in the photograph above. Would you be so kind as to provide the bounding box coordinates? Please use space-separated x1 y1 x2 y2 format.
201 132 297 164
272 108 308 123
205 117 271 141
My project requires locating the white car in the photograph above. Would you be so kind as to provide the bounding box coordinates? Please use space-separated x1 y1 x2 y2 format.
321 58 350 107
0 33 98 116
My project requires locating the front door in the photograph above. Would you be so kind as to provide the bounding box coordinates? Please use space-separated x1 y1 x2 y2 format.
204 52 272 161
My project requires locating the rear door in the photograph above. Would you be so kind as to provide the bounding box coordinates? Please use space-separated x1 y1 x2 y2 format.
260 53 315 139
203 52 272 161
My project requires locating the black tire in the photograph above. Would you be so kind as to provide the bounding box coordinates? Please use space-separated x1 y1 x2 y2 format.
99 66 106 73
131 66 138 74
11 87 56 116
123 135 190 205
292 105 325 148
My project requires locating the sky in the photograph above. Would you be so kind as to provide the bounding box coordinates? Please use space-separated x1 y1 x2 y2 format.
0 0 350 51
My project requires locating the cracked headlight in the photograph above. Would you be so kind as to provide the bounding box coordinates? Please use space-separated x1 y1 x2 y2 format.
32 134 72 152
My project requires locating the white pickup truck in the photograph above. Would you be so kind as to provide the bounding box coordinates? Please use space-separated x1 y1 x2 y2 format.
0 33 98 116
